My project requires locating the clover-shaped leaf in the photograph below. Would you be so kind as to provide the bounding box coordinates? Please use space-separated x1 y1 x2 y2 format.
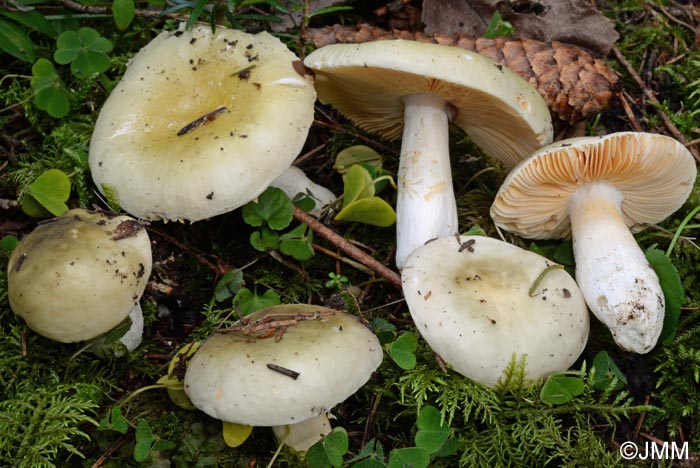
21 169 71 217
54 27 113 78
134 420 176 462
306 427 349 468
241 186 293 230
232 288 281 316
591 351 627 391
31 58 70 118
279 223 314 261
415 406 450 454
250 227 280 252
112 0 135 30
388 332 418 370
387 447 430 468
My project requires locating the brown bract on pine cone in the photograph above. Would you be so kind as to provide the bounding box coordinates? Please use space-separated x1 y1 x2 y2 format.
305 23 620 124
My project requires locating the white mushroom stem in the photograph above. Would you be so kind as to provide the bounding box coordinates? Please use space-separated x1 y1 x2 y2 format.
569 182 664 353
272 413 332 453
395 93 458 269
270 166 337 217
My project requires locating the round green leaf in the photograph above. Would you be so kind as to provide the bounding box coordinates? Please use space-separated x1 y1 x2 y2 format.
112 0 135 30
334 197 396 227
341 164 375 208
591 351 627 391
306 427 349 468
31 58 70 118
222 422 252 448
334 145 383 174
388 332 418 370
540 373 585 405
22 169 71 217
279 223 314 261
388 447 430 468
415 406 450 454
645 247 683 345
241 187 293 230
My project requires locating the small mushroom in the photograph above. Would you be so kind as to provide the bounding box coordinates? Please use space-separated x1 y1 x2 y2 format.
304 40 552 268
269 166 337 217
183 304 382 450
89 24 316 222
490 132 696 353
401 235 589 387
7 209 152 348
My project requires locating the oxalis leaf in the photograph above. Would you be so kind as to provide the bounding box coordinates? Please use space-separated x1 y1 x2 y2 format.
54 27 113 78
31 58 70 118
645 247 683 345
241 187 293 230
540 372 585 405
591 350 627 391
279 223 314 260
415 406 450 454
232 288 280 316
387 447 430 468
134 419 176 462
306 427 349 468
112 0 135 30
388 332 418 370
21 169 71 217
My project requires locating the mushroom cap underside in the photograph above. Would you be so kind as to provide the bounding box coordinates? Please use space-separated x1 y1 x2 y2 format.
490 132 697 239
183 305 383 426
303 40 553 169
89 25 316 222
401 235 589 387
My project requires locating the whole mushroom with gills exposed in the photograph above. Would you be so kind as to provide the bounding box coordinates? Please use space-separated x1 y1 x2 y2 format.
183 304 383 452
89 24 316 222
490 132 697 353
303 40 553 268
402 235 589 387
6 209 152 351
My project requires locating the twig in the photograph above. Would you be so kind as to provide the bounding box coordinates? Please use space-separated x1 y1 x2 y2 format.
311 243 373 275
612 45 700 163
293 207 402 288
617 93 643 132
146 226 230 275
58 0 165 18
90 435 129 468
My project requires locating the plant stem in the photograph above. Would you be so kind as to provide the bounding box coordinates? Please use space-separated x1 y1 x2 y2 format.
293 207 402 288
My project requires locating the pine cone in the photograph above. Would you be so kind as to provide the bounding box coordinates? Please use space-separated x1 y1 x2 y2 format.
305 24 619 124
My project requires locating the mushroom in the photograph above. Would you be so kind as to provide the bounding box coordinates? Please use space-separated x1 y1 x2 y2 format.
402 235 589 387
183 304 382 451
490 132 697 353
303 40 552 268
7 209 152 349
89 24 316 222
269 166 337 217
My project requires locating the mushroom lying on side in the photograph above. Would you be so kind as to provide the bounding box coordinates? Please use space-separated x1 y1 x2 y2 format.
89 24 316 222
490 132 696 353
402 235 589 387
184 304 382 452
304 40 552 268
7 209 152 350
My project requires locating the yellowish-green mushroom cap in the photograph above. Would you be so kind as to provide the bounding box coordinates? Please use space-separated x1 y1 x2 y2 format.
89 24 316 222
184 304 383 426
7 209 152 343
402 235 589 387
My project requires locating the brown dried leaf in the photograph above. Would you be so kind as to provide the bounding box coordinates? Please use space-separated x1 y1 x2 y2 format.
421 0 619 55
